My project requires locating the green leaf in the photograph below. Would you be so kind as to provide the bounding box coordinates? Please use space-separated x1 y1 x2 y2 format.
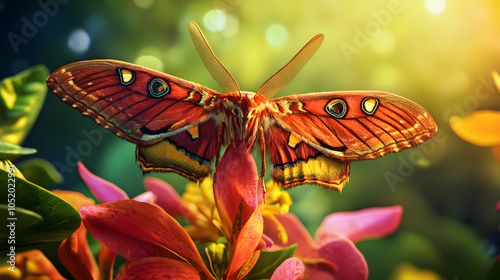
0 155 25 179
243 245 297 280
0 168 81 249
0 140 37 155
0 64 49 145
0 205 43 230
18 158 63 187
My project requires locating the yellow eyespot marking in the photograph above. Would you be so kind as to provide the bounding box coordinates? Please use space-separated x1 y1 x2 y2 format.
288 133 302 148
118 68 135 85
361 97 378 115
187 125 200 140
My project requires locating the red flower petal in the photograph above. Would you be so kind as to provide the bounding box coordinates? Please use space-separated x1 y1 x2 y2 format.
264 213 315 258
226 208 264 279
496 200 500 212
16 250 66 280
98 244 116 280
143 177 198 221
78 162 128 203
79 200 213 279
270 257 305 280
313 237 368 280
213 143 264 279
315 206 403 244
214 143 260 231
115 257 202 280
58 223 99 280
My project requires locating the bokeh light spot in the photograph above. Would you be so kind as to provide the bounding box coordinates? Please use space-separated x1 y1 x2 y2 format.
203 9 227 32
133 0 155 9
265 24 288 47
221 14 239 37
135 55 164 72
67 28 91 54
371 30 396 56
425 0 446 15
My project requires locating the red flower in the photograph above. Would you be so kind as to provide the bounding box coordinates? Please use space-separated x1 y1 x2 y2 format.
69 143 303 279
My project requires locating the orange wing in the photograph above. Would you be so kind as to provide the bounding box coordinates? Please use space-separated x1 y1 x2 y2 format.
263 91 437 190
47 60 224 181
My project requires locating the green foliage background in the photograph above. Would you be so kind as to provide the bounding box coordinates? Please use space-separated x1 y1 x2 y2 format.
2 0 500 278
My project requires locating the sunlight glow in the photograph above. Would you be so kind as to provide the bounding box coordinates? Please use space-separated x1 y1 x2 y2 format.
425 0 446 15
265 24 288 47
371 30 396 56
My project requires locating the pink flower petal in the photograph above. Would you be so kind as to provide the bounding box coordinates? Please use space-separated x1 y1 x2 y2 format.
143 177 198 221
264 213 315 258
315 206 403 245
261 234 274 249
115 257 204 280
496 201 500 212
80 200 213 279
312 237 368 280
78 162 128 203
270 257 305 280
213 143 264 279
132 191 155 204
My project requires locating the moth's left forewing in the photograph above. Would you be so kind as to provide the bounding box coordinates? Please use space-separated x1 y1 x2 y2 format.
47 60 220 145
47 59 224 182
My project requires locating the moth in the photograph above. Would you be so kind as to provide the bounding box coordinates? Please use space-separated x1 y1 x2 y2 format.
47 22 437 191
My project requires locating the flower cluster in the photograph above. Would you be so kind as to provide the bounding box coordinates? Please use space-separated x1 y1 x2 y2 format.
9 143 403 279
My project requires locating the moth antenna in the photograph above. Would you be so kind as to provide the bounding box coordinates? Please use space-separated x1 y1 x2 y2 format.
188 22 241 96
256 33 324 99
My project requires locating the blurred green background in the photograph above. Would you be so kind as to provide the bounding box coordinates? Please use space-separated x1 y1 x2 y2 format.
2 0 500 278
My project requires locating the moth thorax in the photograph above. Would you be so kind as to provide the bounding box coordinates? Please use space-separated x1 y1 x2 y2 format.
241 91 256 99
